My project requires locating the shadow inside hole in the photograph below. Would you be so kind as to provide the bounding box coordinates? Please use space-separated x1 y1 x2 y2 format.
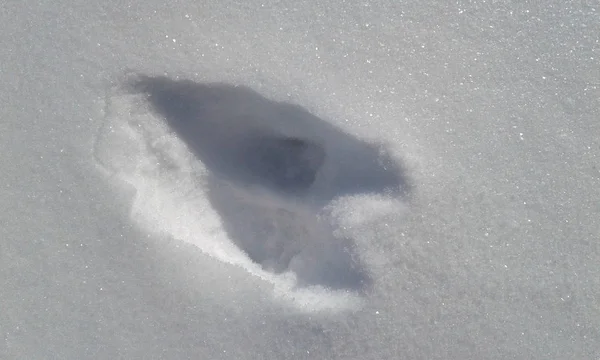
127 74 410 291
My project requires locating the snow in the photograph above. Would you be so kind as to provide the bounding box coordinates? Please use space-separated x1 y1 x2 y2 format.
1 0 599 359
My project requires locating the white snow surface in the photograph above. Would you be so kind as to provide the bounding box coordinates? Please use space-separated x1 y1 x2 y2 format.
1 1 599 359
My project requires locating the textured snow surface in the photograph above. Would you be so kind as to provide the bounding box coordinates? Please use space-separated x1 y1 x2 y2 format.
1 1 599 359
